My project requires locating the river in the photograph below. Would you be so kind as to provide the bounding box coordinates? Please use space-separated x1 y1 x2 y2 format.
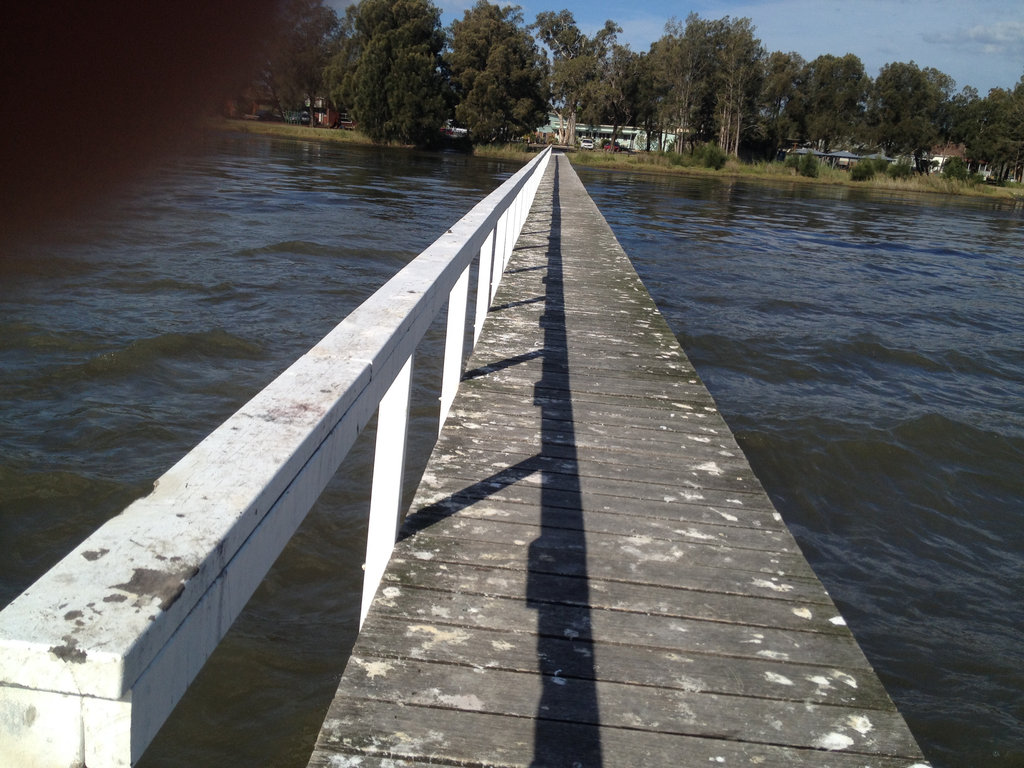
1 133 1021 767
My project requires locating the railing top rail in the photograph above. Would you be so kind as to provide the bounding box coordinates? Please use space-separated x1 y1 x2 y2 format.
0 145 553 702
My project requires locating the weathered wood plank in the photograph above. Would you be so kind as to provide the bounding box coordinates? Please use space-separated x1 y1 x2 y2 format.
382 558 844 635
396 520 822 586
366 584 866 668
410 481 785 535
331 655 923 756
445 404 727 448
387 538 831 607
420 446 769 496
312 700 925 768
407 495 797 552
355 614 889 706
416 461 779 521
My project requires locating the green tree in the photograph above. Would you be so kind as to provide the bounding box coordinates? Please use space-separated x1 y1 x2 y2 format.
323 5 361 115
650 14 763 155
941 156 970 180
582 43 643 146
949 84 981 149
260 0 340 120
713 16 764 156
799 53 869 150
336 0 450 146
760 50 806 154
448 1 547 143
651 15 719 151
953 76 1024 181
926 66 958 142
533 10 619 144
868 60 955 168
785 150 819 177
631 51 666 150
1007 76 1024 182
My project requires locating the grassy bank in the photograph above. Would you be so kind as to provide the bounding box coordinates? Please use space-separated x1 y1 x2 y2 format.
216 118 533 158
473 142 1020 201
470 144 540 162
567 147 1021 201
211 121 1020 202
211 117 378 146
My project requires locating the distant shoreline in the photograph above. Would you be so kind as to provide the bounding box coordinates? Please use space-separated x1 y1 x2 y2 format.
563 149 1022 203
212 117 378 146
212 118 1021 202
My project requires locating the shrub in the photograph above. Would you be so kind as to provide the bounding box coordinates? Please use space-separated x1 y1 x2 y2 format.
782 151 823 177
850 162 875 181
797 152 819 178
871 157 893 174
942 156 969 181
693 142 728 170
887 161 913 179
658 150 686 167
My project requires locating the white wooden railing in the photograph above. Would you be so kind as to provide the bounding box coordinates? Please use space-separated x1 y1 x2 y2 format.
0 146 553 768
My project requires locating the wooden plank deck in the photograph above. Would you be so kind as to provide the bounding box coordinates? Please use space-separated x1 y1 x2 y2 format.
307 154 929 768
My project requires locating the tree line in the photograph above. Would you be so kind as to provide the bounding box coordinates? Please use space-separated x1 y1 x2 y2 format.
253 0 1024 180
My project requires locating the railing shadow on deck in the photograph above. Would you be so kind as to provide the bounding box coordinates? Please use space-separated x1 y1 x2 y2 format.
0 148 552 768
527 161 603 768
400 161 604 767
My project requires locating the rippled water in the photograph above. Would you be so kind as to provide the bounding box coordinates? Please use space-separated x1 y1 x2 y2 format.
577 168 1024 768
3 139 1021 767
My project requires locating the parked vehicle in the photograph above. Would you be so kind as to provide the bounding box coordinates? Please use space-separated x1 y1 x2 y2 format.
580 138 594 150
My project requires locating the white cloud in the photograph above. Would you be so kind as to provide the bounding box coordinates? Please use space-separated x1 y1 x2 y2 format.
925 20 1024 56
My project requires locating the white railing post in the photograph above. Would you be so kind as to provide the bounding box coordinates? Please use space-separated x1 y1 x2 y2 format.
474 230 494 344
509 192 521 264
502 207 513 271
361 354 413 627
490 212 507 303
439 265 470 433
514 193 525 242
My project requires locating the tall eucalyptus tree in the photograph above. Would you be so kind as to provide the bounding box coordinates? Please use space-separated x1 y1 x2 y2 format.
868 60 956 167
714 16 764 156
760 50 806 154
954 77 1024 180
533 10 619 144
651 14 763 155
798 53 869 151
582 43 643 146
652 15 718 151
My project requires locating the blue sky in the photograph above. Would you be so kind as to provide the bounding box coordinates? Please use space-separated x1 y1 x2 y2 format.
430 0 1024 95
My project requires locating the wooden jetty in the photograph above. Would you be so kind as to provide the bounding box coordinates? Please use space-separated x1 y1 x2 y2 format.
308 155 930 767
